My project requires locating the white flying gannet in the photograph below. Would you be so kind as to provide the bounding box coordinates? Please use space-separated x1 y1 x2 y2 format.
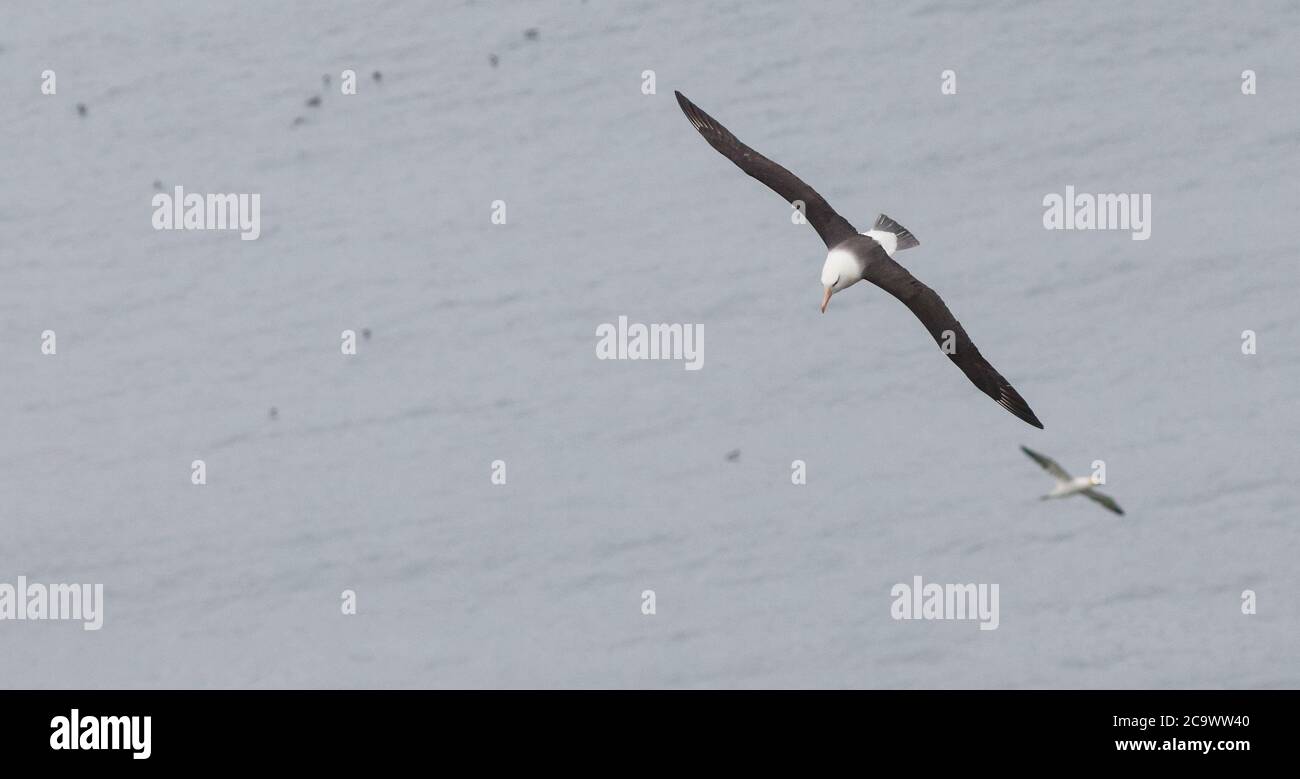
674 91 1042 428
1021 446 1125 515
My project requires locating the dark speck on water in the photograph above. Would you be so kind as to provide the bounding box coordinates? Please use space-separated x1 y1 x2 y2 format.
76 103 87 116
361 328 372 340
489 53 499 67
372 70 382 82
268 407 279 420
725 449 741 462
524 28 539 41
306 95 321 108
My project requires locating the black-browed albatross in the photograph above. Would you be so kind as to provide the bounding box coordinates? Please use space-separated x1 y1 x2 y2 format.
674 90 1043 429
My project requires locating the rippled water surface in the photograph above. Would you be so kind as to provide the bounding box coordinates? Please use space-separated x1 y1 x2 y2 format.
1 0 1297 687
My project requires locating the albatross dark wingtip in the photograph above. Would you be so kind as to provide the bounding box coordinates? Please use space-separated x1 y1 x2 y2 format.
996 383 1044 429
1018 407 1044 429
674 90 711 134
674 90 693 114
1012 402 1044 429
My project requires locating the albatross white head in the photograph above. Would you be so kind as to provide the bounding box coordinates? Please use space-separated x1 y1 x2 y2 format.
819 246 863 313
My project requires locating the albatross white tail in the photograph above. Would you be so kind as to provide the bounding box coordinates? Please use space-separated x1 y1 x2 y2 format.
863 213 919 258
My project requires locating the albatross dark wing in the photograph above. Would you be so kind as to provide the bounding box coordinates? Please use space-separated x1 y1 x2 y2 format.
675 91 858 249
863 256 1044 429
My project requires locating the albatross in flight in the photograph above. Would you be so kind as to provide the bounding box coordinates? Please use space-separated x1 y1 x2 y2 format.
674 90 1043 428
1021 446 1125 515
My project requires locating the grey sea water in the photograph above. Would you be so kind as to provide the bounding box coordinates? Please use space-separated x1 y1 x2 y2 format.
1 0 1297 688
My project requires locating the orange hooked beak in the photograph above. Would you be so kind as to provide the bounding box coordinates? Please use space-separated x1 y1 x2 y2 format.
820 286 832 314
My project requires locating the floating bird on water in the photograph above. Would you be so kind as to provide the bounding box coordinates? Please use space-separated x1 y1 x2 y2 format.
1021 446 1124 515
674 91 1043 428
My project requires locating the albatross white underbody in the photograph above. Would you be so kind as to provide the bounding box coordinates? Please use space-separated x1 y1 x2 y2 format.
674 90 1043 429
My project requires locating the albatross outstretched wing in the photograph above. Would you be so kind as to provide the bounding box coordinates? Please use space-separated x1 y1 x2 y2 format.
674 91 858 249
1083 488 1125 516
863 254 1044 428
1020 446 1070 481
